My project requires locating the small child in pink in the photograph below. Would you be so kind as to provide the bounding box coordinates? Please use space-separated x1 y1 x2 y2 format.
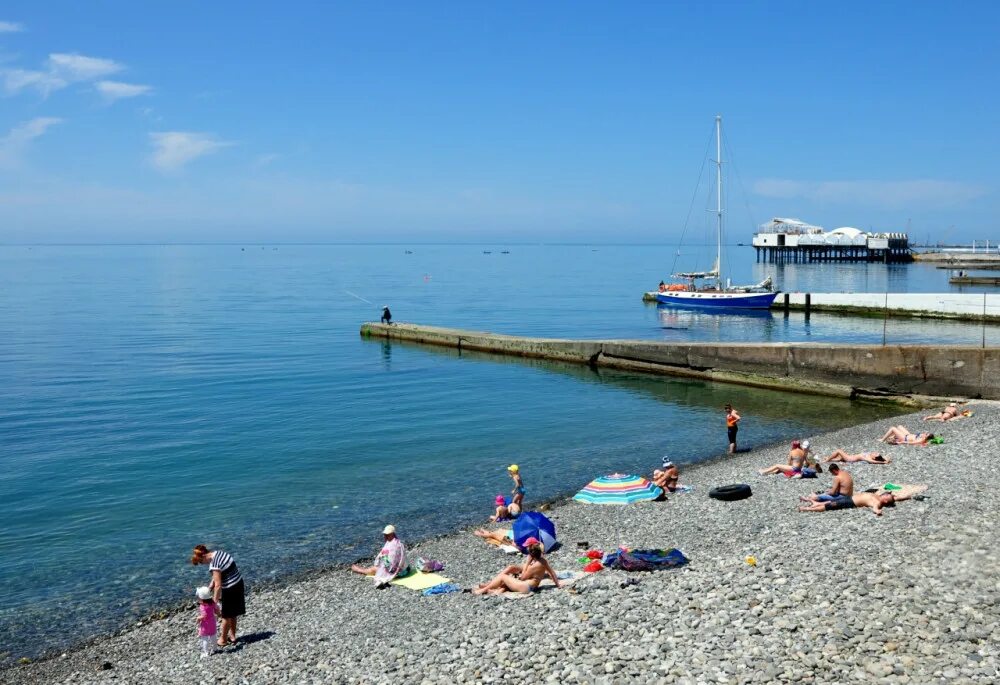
195 586 220 656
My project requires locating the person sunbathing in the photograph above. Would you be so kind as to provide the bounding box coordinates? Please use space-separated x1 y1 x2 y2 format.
473 538 559 595
489 495 510 522
798 491 896 516
759 440 807 477
824 449 891 464
651 459 680 496
799 463 854 504
923 403 968 422
879 426 933 445
473 528 514 546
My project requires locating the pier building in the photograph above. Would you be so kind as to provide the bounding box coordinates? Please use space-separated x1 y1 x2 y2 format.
752 218 911 263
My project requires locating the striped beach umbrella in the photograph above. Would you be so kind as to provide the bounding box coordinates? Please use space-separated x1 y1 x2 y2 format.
573 473 663 505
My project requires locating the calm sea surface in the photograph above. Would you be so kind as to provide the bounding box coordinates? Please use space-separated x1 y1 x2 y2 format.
0 244 992 660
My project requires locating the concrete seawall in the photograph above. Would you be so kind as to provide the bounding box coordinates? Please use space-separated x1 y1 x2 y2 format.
642 291 1000 322
773 292 1000 322
361 322 1000 402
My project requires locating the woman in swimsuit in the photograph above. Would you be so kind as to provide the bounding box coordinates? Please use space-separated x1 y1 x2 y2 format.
725 404 740 454
824 450 891 464
474 528 514 546
759 441 806 477
879 426 933 445
473 540 560 595
923 403 965 422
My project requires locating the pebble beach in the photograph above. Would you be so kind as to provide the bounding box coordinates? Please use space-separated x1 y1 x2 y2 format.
4 405 998 685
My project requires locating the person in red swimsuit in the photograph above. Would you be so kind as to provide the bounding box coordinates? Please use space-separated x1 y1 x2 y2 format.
725 404 741 454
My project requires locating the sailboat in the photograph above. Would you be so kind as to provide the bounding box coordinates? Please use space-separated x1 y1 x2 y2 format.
655 116 779 310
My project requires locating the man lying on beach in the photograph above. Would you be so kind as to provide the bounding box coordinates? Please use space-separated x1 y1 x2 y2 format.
923 403 970 422
879 426 933 446
823 449 891 464
798 491 897 516
799 463 853 506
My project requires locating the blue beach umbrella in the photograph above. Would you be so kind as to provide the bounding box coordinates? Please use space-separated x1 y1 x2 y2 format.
573 473 663 504
512 511 557 552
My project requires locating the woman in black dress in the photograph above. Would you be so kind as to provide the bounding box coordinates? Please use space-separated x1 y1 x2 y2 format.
191 544 245 647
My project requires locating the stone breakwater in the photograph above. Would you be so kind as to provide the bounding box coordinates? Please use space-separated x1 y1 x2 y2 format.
4 407 998 684
360 322 1000 402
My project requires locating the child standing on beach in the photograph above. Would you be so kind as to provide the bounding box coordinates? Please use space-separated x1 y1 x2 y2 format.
195 586 221 657
725 404 741 454
508 464 525 508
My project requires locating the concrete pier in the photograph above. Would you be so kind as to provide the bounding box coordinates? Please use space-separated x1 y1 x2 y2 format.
361 322 1000 402
643 291 1000 322
773 292 1000 321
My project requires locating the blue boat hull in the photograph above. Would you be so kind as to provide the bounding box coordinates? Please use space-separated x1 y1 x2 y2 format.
655 291 779 310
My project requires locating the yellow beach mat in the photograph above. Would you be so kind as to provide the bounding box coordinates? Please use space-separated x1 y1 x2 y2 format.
391 571 451 590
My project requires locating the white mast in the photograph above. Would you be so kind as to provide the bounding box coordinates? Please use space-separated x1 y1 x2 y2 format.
715 115 723 289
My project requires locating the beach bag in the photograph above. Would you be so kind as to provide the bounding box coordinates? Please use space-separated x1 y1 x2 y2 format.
415 557 444 573
604 548 688 572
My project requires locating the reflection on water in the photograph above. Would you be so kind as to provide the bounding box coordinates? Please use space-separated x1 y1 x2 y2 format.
750 260 919 294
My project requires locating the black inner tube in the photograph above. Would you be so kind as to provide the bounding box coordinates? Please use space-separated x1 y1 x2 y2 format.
709 484 752 501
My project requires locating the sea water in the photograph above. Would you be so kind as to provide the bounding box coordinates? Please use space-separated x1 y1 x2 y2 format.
0 244 989 660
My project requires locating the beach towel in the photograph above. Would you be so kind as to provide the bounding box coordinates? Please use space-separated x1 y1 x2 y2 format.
875 483 929 501
422 582 461 596
498 544 520 554
603 548 689 572
482 529 515 548
390 571 452 591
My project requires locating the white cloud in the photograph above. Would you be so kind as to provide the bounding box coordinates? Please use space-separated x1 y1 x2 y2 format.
149 132 233 172
252 153 280 169
2 52 125 96
1 68 66 96
753 178 989 210
0 116 61 166
0 20 24 33
96 80 152 101
47 53 122 81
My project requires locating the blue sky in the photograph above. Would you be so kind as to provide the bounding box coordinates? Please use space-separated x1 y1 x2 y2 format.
0 2 997 243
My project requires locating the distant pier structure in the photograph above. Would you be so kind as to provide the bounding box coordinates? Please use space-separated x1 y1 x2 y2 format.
752 218 911 263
